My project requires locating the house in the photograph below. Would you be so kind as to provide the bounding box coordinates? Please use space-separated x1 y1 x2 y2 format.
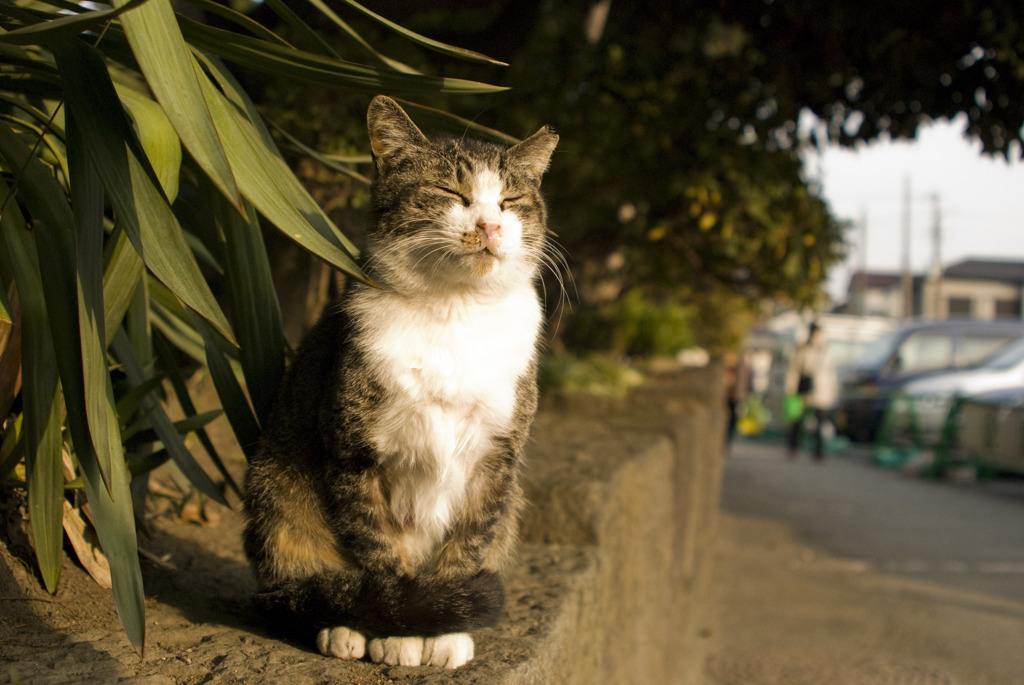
920 259 1024 319
843 259 1024 320
843 271 907 318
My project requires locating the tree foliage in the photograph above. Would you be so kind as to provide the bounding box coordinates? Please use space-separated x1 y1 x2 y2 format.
359 0 1024 351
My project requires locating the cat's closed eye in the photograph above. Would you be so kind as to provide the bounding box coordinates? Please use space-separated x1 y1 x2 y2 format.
500 196 523 210
433 185 470 207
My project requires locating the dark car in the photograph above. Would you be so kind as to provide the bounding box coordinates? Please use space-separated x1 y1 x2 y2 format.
835 319 1024 442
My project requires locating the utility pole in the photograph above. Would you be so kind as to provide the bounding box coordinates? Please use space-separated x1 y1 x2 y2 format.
901 177 914 319
853 208 868 315
929 194 943 318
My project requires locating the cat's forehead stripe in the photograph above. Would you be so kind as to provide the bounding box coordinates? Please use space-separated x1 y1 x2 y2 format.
455 157 473 185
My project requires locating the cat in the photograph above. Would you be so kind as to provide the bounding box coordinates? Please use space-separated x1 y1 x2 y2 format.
243 95 558 669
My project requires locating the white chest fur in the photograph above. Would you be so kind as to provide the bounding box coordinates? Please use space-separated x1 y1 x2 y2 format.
352 286 541 565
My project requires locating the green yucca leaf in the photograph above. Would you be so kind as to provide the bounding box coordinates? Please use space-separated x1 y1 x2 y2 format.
101 229 145 346
0 0 151 46
69 112 127 500
298 0 419 74
0 184 64 595
268 119 372 184
394 98 523 146
191 56 367 282
334 0 508 66
111 329 227 506
0 116 116 495
52 39 236 345
126 449 170 478
115 374 167 430
75 405 147 656
193 52 360 258
178 17 508 95
152 332 239 497
189 52 276 157
259 0 339 58
110 0 242 211
211 192 285 425
177 0 293 48
123 410 223 450
148 292 212 369
190 313 261 461
117 86 181 202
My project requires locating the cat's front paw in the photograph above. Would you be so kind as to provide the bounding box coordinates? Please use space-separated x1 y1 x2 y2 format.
317 625 366 660
423 633 474 669
367 636 424 667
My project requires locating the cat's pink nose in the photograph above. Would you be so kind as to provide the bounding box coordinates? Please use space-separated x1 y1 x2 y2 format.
478 221 502 239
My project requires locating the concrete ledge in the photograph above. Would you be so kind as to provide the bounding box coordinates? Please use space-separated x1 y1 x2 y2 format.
0 367 725 684
420 366 726 684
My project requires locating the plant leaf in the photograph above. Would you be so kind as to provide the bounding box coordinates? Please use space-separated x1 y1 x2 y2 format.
259 0 339 58
211 193 285 424
111 329 228 505
0 113 116 494
0 0 152 46
75 399 147 656
110 0 242 210
116 86 181 202
268 118 371 184
192 55 368 281
52 39 236 344
0 188 64 595
69 112 124 496
333 0 508 66
189 313 261 461
297 0 421 74
152 333 239 497
102 228 145 347
177 17 508 95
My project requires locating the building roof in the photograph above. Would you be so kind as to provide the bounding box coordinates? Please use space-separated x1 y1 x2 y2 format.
942 259 1024 283
847 271 902 292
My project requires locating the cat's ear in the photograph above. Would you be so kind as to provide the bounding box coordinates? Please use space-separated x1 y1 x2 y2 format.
505 126 558 180
367 96 428 172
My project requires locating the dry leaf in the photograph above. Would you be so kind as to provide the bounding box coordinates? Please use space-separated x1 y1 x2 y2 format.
62 501 112 589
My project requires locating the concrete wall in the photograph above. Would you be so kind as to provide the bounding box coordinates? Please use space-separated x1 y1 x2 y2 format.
513 367 724 684
419 364 727 684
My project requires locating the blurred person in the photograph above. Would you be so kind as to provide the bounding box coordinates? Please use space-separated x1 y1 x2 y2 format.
724 350 750 452
785 322 838 460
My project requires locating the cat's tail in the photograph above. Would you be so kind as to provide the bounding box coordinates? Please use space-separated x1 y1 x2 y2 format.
253 569 504 639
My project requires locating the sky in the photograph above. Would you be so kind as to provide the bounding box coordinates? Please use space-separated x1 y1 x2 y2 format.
804 116 1024 302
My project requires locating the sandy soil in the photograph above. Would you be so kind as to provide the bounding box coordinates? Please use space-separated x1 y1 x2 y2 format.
0 481 594 685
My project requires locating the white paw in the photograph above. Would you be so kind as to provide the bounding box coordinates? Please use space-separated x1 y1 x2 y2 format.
423 633 474 669
367 636 424 667
317 626 366 660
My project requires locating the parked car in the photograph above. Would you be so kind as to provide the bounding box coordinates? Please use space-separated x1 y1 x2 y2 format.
835 319 1024 442
903 337 1024 442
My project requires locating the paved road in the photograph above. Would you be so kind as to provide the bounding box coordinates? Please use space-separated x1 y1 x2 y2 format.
694 438 1024 685
722 438 1024 602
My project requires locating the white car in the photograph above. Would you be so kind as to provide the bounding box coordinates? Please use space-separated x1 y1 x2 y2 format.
903 336 1024 442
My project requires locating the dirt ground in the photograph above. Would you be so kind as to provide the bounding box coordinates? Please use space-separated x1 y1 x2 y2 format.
694 511 1024 685
1 481 594 685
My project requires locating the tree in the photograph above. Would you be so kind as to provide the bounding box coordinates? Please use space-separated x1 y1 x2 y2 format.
365 0 1024 351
